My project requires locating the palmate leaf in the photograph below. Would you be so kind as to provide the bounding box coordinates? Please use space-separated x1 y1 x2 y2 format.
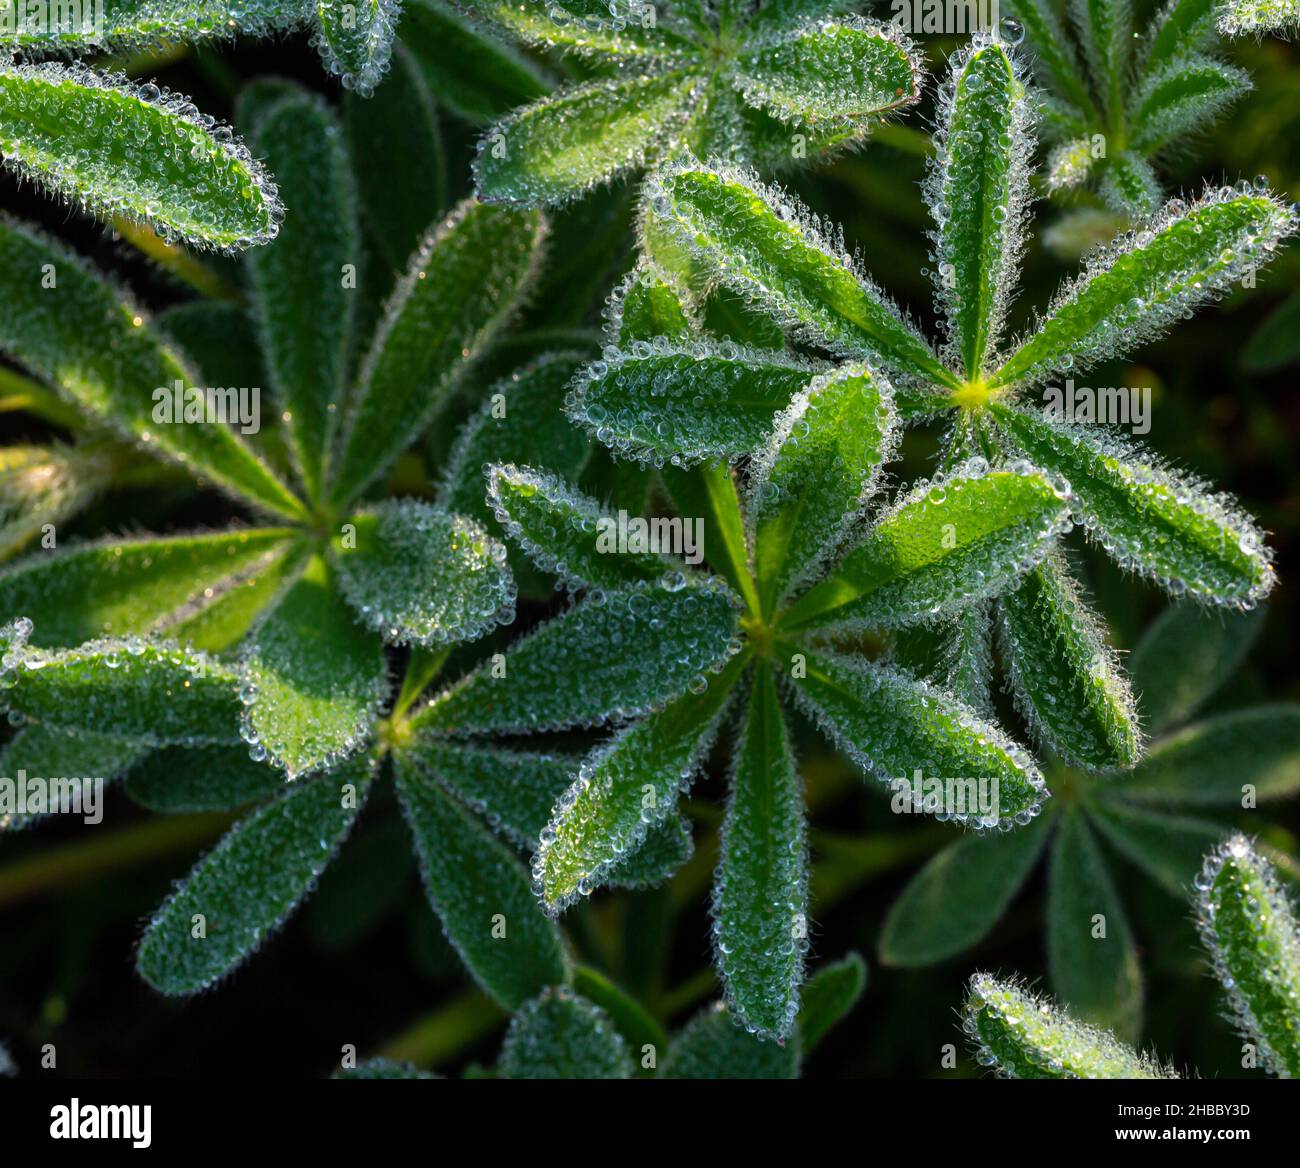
485 464 673 591
238 555 388 778
0 529 295 649
607 259 696 345
879 812 1053 965
0 220 304 520
999 556 1140 771
1129 54 1252 156
569 340 818 466
136 757 372 996
499 988 633 1080
311 0 402 95
928 37 1033 379
646 158 956 396
248 90 359 504
0 624 241 744
1217 0 1300 35
413 583 741 737
534 652 748 913
393 755 569 1010
963 974 1177 1078
661 1003 799 1079
990 186 1297 390
124 744 285 813
1048 809 1142 1040
786 651 1048 825
991 406 1275 606
1071 0 1134 119
0 62 282 251
328 199 545 509
713 668 807 1040
781 462 1071 632
749 363 896 614
1196 835 1300 1078
330 500 515 647
798 953 867 1054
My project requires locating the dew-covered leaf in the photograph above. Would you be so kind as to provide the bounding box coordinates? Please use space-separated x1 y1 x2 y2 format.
713 667 807 1040
606 259 695 345
963 974 1176 1078
124 744 286 813
1045 137 1097 194
879 812 1053 965
781 462 1070 632
1130 54 1251 155
1196 835 1300 1078
310 0 401 95
331 500 514 647
0 62 282 251
568 339 817 466
999 556 1140 771
476 0 678 60
733 15 920 124
645 159 956 393
1072 0 1134 120
797 952 867 1055
238 555 387 779
329 199 545 508
1217 0 1300 36
786 651 1048 824
992 186 1297 390
661 1003 799 1079
750 363 896 615
393 754 568 1010
413 582 740 737
1048 809 1142 1040
136 759 370 995
534 652 747 912
928 37 1033 379
603 814 694 890
500 988 633 1079
248 90 359 504
1001 0 1097 115
1098 150 1162 219
486 464 674 591
1144 0 1219 74
0 529 295 649
0 220 305 520
991 406 1275 606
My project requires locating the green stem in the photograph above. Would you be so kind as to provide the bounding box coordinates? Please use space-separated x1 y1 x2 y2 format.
391 647 451 723
0 367 83 430
572 965 669 1062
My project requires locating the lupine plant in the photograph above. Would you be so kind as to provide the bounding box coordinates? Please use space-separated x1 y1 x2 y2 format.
963 834 1300 1078
1005 0 1254 217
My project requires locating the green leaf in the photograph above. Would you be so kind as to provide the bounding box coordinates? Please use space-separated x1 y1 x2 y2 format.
1087 800 1226 895
963 973 1176 1078
991 406 1275 607
1129 603 1264 734
0 62 282 251
1 627 241 744
1130 54 1251 155
136 759 370 995
1002 0 1098 115
1196 835 1300 1078
155 303 268 411
476 0 677 61
992 187 1297 389
713 667 807 1040
1045 137 1097 194
345 42 446 274
1144 0 1219 74
1098 150 1162 219
248 91 359 504
534 652 747 912
646 159 956 394
929 39 1032 379
999 556 1140 771
1047 809 1142 1040
413 583 740 737
499 988 634 1079
750 363 896 615
399 0 550 123
1217 0 1300 37
393 754 569 1010
879 812 1053 965
1121 707 1300 806
486 464 675 591
124 744 285 813
474 71 698 207
797 953 867 1055
0 529 295 649
328 199 545 508
331 500 515 647
238 555 387 779
662 1003 799 1079
781 462 1070 632
0 220 305 520
608 259 695 345
733 15 920 124
1242 292 1300 372
0 725 148 831
1072 0 1134 119
787 651 1048 824
312 0 401 95
603 814 694 890
0 444 110 564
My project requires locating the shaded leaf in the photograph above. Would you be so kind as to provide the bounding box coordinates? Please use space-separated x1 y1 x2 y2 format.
499 988 633 1079
797 953 867 1054
124 744 285 813
661 1003 798 1079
